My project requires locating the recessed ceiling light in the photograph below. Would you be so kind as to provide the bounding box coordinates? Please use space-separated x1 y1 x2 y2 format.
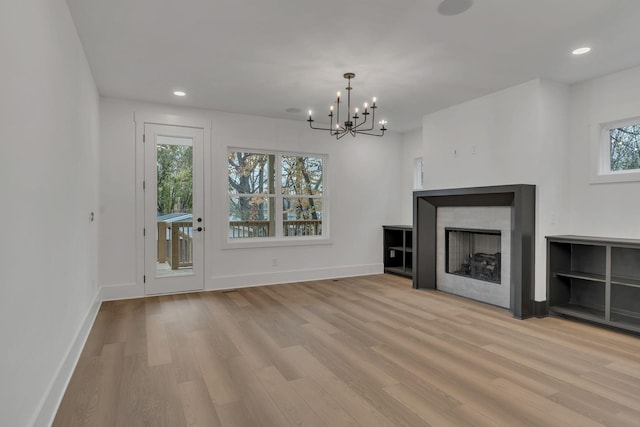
173 90 186 97
572 47 591 55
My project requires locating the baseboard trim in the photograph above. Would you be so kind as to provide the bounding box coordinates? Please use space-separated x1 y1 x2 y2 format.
32 290 102 427
100 282 144 301
98 265 385 300
208 263 384 290
533 300 548 318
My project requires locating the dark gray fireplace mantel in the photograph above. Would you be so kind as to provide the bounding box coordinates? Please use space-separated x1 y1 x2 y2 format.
413 184 536 319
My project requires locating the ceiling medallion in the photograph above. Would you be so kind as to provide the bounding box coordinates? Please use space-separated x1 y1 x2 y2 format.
308 73 387 139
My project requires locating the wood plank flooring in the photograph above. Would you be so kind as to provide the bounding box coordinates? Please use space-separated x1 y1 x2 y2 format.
53 274 640 426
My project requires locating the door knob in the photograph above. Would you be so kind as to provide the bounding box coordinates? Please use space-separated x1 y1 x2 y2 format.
197 227 203 232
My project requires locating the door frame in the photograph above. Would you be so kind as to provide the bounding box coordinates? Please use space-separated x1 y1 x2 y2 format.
134 113 212 295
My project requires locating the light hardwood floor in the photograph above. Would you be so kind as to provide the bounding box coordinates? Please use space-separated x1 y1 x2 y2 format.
54 274 640 426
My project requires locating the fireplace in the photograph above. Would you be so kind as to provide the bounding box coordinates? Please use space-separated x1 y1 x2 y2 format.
437 207 510 307
413 184 536 319
445 228 501 284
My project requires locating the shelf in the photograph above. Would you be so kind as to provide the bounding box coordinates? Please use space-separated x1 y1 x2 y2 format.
610 309 640 333
383 225 413 279
384 266 411 277
547 235 640 336
553 270 606 283
551 305 640 334
611 275 640 288
549 303 605 321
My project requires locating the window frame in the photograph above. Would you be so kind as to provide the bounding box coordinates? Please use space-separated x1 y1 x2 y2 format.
592 116 640 184
224 148 330 248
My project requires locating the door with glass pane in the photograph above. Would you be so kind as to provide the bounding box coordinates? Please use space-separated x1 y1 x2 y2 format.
144 123 204 294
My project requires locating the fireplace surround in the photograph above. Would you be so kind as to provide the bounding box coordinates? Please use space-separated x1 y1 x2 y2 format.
413 184 536 319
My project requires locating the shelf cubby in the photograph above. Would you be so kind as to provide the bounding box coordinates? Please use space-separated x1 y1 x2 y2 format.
383 225 413 278
547 235 640 335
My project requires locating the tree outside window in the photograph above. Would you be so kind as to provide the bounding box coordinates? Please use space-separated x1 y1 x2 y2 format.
157 144 193 215
228 150 325 239
610 125 640 172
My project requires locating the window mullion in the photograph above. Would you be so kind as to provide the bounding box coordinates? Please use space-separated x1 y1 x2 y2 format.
275 152 283 238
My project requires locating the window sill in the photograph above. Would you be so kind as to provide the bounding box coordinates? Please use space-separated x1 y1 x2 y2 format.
590 170 640 184
221 236 333 250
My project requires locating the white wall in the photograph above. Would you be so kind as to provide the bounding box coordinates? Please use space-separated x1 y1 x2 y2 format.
0 0 100 425
412 79 571 301
399 128 423 224
568 66 640 238
99 98 403 297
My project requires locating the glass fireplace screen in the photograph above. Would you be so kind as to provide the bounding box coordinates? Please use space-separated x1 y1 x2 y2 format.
445 228 501 284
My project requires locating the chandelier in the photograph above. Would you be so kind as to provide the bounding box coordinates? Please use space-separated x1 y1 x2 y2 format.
308 73 387 139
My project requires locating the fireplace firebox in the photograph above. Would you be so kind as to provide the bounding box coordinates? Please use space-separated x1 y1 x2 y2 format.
445 228 501 284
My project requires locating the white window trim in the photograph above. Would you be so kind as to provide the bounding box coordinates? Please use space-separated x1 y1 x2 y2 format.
223 148 330 249
590 115 640 184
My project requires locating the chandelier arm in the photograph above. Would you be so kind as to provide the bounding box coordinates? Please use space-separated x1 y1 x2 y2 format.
353 114 375 132
353 130 386 137
346 86 351 126
308 121 336 132
331 126 346 137
353 106 376 132
335 131 349 140
369 106 377 130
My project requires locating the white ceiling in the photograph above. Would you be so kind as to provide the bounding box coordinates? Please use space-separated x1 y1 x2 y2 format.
67 0 640 132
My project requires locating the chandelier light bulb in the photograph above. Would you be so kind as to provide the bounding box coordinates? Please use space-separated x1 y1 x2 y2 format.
372 97 377 103
337 91 341 98
308 110 312 117
330 105 334 111
364 102 368 109
355 108 359 113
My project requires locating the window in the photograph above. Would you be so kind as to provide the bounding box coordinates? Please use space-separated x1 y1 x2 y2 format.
413 157 424 189
608 123 640 172
228 150 325 240
595 117 640 183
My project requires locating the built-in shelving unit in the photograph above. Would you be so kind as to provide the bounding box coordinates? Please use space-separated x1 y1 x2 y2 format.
547 235 640 334
383 226 413 278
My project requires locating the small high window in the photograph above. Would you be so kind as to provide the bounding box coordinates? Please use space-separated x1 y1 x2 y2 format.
608 123 640 172
413 157 424 189
598 118 640 181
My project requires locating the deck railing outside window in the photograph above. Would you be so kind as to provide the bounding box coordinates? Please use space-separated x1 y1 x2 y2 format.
157 221 193 269
228 220 322 239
